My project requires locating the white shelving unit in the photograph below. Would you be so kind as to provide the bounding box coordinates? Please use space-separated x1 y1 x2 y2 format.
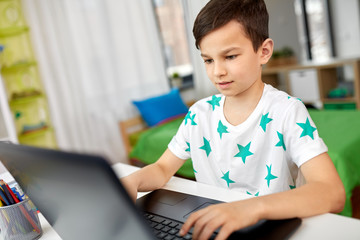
262 57 360 109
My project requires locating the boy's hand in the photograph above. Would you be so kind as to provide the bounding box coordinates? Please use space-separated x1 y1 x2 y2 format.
180 201 261 240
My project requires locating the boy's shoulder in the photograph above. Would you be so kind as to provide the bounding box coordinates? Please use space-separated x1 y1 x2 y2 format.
262 84 307 116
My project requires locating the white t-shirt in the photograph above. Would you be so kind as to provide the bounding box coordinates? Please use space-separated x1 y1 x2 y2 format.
168 84 327 196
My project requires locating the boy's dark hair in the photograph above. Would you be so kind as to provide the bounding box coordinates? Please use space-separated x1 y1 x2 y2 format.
193 0 269 52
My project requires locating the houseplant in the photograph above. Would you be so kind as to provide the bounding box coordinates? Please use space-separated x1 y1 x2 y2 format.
267 46 297 68
171 72 182 88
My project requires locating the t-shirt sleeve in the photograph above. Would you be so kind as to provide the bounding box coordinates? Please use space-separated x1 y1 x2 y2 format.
168 109 192 160
283 101 328 167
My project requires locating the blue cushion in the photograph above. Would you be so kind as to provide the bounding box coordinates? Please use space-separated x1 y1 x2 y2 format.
133 88 188 127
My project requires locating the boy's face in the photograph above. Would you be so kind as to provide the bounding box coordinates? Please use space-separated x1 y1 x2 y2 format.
199 20 270 98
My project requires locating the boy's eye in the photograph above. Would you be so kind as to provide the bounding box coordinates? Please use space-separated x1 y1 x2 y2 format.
226 55 237 60
203 59 213 64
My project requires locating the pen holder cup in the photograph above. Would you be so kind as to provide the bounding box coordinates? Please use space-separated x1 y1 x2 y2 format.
0 199 42 240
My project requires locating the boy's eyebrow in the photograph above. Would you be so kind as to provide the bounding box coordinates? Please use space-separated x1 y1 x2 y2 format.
200 53 211 58
221 47 240 55
201 47 241 58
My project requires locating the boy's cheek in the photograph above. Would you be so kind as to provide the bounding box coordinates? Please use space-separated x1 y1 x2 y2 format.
205 69 215 79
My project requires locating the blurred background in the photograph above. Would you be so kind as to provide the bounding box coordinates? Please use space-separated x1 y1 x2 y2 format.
0 0 359 165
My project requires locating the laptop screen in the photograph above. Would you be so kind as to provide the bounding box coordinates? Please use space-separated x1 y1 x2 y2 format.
0 142 156 240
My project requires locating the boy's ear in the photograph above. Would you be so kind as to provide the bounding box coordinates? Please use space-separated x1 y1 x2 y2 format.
259 38 274 64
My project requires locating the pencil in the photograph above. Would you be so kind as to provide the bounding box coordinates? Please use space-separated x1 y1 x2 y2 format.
0 181 15 205
0 186 10 206
3 181 20 203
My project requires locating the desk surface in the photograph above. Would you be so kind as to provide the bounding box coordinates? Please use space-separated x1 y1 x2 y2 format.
38 162 360 239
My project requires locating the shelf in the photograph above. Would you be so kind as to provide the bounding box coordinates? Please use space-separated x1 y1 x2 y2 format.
264 57 360 72
0 26 29 37
9 93 44 106
262 57 360 110
323 97 356 103
1 60 37 72
18 126 50 138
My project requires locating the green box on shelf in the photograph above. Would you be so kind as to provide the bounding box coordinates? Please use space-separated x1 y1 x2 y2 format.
323 102 356 110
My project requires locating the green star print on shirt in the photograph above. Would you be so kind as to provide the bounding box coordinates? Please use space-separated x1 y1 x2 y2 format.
234 142 254 164
265 164 278 187
199 137 212 157
275 131 286 151
207 95 221 111
185 142 190 152
217 120 229 139
260 112 273 132
297 117 316 139
246 191 259 196
221 171 235 187
184 111 197 126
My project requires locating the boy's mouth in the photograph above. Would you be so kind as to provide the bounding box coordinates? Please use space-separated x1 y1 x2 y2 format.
217 81 233 89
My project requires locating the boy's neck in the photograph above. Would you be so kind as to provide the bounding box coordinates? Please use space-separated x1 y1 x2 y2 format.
223 80 264 126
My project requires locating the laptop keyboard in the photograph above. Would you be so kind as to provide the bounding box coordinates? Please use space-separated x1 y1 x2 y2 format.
144 213 192 240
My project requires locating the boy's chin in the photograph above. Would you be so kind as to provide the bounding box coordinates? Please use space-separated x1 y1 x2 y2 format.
216 89 237 97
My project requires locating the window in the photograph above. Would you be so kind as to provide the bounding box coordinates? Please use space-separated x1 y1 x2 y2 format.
152 0 193 89
295 0 334 61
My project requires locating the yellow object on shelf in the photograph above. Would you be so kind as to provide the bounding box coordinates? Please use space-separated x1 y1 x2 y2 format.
0 26 34 68
2 61 43 100
9 95 50 135
18 127 57 149
0 0 26 30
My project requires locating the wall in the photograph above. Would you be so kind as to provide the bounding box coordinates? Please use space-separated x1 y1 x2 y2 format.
330 0 360 58
266 0 302 62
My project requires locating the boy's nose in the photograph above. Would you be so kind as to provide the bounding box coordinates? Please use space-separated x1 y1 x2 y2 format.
213 62 227 78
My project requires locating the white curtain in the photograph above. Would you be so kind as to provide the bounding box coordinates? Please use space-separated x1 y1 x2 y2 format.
182 0 217 99
21 0 169 164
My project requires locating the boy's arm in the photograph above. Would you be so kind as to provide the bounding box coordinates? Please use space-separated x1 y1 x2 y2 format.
180 152 346 240
121 148 185 202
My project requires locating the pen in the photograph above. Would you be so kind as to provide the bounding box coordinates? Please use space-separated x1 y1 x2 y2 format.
3 181 20 203
0 180 15 205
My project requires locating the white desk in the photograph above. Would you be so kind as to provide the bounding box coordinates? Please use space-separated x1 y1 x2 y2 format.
39 163 360 239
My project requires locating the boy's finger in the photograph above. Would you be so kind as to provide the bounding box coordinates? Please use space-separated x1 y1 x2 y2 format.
179 216 196 235
179 210 204 235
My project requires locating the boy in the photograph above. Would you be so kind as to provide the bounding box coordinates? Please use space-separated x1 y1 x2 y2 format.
122 0 345 239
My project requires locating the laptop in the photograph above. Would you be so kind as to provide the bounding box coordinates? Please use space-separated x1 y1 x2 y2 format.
0 142 301 239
